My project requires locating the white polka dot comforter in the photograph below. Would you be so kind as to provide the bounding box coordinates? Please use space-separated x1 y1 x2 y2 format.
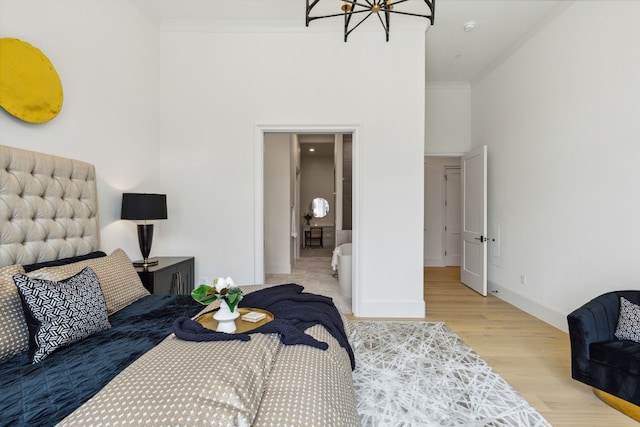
57 288 359 427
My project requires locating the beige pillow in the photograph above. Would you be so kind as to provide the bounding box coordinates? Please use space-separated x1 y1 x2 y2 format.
27 249 149 314
0 264 29 362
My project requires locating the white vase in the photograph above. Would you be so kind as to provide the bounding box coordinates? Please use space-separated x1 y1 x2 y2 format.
214 299 240 333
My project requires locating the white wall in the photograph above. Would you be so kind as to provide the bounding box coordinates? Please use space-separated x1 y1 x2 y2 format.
264 133 292 274
157 28 427 317
425 82 471 154
0 0 160 260
1 0 427 318
472 1 640 331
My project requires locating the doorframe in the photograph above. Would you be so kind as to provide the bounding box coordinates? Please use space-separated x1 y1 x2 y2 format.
254 124 361 314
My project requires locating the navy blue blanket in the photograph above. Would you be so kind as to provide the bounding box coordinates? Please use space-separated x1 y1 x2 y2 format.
173 284 355 369
0 295 202 427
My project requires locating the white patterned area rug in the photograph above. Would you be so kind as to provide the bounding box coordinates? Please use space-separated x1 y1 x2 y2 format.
350 321 551 427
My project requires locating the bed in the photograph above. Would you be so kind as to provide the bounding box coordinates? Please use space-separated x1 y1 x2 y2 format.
0 144 359 426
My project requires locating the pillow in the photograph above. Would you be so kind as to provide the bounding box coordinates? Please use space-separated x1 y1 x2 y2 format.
27 248 149 314
0 264 30 363
22 251 107 272
615 296 640 342
13 267 111 363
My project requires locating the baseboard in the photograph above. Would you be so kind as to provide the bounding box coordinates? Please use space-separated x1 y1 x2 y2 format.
445 256 461 266
424 257 444 267
488 281 567 332
356 298 425 318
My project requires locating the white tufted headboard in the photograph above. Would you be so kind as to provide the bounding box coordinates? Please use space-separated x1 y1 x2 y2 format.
0 145 100 267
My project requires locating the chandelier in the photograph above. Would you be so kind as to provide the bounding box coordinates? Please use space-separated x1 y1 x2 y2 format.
305 0 435 42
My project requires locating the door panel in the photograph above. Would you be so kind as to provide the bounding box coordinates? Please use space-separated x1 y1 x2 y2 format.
444 167 461 266
461 146 487 296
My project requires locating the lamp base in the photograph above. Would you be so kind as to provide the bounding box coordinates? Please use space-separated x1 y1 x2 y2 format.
135 224 156 269
133 259 159 268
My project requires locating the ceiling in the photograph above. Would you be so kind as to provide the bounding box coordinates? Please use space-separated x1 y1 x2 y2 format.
300 142 335 158
299 134 336 158
132 0 568 83
426 0 564 82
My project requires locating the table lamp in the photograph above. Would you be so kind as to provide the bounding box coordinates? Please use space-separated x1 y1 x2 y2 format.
121 193 167 267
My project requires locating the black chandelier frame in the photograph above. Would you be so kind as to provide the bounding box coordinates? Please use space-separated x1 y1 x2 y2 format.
305 0 435 42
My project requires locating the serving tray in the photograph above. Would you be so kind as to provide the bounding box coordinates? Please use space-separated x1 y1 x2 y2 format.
196 307 274 334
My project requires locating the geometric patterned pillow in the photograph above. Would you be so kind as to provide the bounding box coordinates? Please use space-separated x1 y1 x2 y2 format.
615 296 640 342
0 264 30 363
13 267 111 364
26 248 149 315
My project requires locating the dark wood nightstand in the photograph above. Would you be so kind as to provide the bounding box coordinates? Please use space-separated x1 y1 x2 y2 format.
135 256 194 295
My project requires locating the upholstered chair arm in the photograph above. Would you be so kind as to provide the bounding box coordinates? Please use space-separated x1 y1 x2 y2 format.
567 292 621 377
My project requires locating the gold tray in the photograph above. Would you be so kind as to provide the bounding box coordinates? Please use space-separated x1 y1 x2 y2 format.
196 307 274 334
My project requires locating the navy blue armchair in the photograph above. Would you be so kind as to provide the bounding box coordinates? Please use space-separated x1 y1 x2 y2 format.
567 290 640 406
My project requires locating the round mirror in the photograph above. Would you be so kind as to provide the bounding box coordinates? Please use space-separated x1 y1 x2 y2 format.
311 197 330 218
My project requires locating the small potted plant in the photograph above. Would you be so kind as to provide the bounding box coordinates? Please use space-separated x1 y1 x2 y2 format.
191 277 244 333
304 212 313 226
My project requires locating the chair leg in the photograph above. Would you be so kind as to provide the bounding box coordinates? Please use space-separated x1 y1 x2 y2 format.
593 388 640 421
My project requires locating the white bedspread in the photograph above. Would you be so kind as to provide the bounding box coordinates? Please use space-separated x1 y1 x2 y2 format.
58 287 360 427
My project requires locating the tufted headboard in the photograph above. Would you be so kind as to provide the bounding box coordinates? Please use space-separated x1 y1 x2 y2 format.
0 145 100 267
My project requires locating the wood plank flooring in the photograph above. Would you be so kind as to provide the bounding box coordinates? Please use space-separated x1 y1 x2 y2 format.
421 267 637 426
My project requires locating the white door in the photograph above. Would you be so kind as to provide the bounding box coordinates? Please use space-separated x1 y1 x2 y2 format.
444 167 461 266
461 146 487 296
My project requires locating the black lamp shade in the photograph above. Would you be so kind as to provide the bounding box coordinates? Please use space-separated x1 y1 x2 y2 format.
121 193 167 221
121 193 167 267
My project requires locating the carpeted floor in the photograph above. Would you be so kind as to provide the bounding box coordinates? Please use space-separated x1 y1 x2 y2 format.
350 321 551 427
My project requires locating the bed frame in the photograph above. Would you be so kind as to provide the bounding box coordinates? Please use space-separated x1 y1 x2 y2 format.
0 144 99 268
0 144 359 426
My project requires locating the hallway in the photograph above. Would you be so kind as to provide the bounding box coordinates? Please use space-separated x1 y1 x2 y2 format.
265 252 352 314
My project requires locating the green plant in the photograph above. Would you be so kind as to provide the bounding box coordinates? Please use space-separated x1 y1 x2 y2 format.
191 277 244 312
304 212 313 224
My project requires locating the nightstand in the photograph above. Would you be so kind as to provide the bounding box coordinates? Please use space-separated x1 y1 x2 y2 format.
135 256 194 295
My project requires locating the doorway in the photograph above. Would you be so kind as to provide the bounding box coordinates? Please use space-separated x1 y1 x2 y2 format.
298 134 353 255
424 148 488 296
256 125 358 314
299 135 337 256
424 156 461 267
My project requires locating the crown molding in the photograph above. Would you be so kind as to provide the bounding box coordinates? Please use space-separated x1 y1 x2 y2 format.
159 19 300 33
158 16 429 35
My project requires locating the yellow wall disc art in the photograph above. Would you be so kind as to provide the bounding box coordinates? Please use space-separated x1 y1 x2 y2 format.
0 38 63 123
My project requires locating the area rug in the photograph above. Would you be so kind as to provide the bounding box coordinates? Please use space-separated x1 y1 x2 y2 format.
349 321 551 427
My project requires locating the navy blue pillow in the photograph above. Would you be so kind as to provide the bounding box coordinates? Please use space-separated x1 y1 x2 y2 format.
22 251 107 272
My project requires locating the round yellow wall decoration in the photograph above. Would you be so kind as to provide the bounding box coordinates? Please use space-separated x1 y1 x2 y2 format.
0 38 63 123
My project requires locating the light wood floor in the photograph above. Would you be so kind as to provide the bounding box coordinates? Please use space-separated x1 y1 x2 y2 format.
419 267 637 426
